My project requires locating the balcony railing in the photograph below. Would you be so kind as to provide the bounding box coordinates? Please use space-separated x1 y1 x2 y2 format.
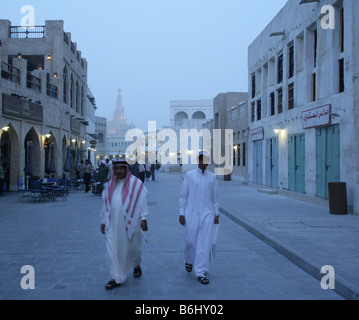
27 74 41 92
46 82 58 99
10 26 45 39
1 62 20 84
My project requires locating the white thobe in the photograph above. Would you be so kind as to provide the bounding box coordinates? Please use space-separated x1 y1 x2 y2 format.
103 179 149 284
179 168 219 277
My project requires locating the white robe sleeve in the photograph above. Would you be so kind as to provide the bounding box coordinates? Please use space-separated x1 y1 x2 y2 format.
212 176 220 216
179 174 189 216
140 199 149 221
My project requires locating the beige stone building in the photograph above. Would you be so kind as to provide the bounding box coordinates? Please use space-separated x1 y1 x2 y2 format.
0 20 93 190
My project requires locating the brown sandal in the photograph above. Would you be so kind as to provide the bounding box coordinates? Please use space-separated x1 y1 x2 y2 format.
198 276 210 285
185 263 193 273
134 266 142 278
105 280 121 290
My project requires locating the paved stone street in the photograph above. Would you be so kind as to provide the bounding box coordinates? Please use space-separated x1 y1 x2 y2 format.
0 173 343 300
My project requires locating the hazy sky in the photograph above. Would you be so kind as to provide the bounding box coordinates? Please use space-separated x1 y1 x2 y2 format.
2 0 288 131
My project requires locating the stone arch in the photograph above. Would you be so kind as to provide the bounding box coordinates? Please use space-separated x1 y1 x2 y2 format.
192 111 206 120
44 131 58 176
175 112 189 126
24 127 41 178
1 123 20 191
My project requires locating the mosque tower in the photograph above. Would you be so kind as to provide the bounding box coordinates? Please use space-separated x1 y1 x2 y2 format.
107 88 130 136
113 88 126 122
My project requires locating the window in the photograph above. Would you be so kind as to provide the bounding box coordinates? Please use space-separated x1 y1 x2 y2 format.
63 67 68 104
311 73 316 101
277 54 283 84
239 103 246 117
237 144 241 167
340 8 344 53
339 58 345 93
251 73 256 98
288 42 294 79
81 86 84 116
251 102 255 122
231 107 238 120
270 92 275 116
233 146 236 167
277 88 283 114
70 75 74 109
243 143 246 167
257 99 262 121
76 81 80 114
314 29 318 68
288 83 294 110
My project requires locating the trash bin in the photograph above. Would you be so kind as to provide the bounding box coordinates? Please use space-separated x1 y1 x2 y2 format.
328 182 348 215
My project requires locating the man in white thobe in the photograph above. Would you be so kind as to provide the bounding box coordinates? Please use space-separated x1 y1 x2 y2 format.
101 160 149 290
179 152 219 285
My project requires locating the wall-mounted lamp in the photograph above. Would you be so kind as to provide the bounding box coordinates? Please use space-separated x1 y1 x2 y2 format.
71 139 77 143
37 64 43 70
17 53 22 59
2 126 10 132
47 55 52 61
82 140 86 144
45 134 52 138
53 73 59 78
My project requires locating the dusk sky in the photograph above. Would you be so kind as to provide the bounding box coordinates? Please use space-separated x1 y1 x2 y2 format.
1 0 288 131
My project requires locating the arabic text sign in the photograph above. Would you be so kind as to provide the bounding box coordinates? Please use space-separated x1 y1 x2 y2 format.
250 127 264 141
302 105 331 129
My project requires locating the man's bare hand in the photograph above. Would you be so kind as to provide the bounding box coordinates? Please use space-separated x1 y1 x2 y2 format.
141 220 148 232
101 224 106 235
179 215 186 226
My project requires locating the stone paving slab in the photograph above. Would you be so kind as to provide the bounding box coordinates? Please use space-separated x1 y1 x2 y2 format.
217 179 359 300
0 173 343 300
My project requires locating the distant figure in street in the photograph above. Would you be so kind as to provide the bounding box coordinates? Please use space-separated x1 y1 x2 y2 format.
145 163 151 181
179 151 219 285
101 159 149 290
84 159 92 193
0 160 5 197
151 164 155 181
138 163 146 184
129 158 140 179
98 160 109 196
154 161 161 182
106 159 112 182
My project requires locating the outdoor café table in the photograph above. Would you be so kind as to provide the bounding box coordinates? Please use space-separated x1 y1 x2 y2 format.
41 182 56 201
48 184 67 202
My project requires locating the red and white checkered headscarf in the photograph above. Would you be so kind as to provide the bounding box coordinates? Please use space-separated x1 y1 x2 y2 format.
102 160 147 240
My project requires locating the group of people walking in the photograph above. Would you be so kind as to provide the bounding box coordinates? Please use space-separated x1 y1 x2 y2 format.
100 152 219 290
